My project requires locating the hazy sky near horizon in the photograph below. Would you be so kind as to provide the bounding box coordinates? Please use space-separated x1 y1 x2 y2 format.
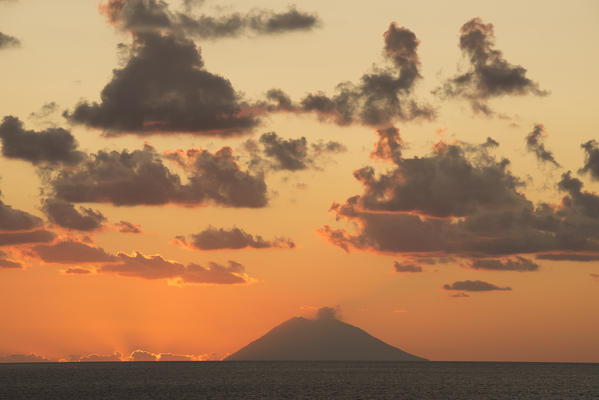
0 0 598 363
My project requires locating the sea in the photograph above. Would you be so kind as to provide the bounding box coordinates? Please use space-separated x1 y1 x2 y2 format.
0 361 597 399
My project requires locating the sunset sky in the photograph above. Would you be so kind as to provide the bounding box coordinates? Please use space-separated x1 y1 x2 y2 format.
1 0 598 363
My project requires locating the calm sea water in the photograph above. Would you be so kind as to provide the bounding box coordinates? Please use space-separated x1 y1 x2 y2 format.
0 361 597 399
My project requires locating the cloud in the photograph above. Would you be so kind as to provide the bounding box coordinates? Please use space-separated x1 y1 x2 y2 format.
100 0 319 39
525 124 560 167
116 221 142 234
0 32 20 49
0 194 43 231
449 292 470 298
46 144 267 208
468 256 539 272
244 132 346 172
0 353 51 363
31 240 117 264
74 352 122 362
128 349 158 362
99 252 250 284
580 140 599 180
393 261 423 273
536 253 599 262
28 102 59 120
442 280 511 292
0 230 55 247
0 116 85 165
176 226 294 250
0 251 22 269
64 267 93 275
435 18 548 115
42 198 106 231
263 23 434 126
319 130 599 262
316 306 340 320
65 32 257 136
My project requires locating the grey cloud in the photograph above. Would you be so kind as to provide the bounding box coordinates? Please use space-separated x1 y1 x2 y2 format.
64 267 93 275
319 132 599 261
525 124 559 167
0 116 85 165
42 198 106 231
65 32 257 136
75 352 122 362
0 32 20 49
536 253 599 262
128 350 158 362
580 140 599 180
393 261 423 273
0 196 43 231
0 251 21 269
442 280 511 292
0 354 51 363
32 240 117 264
179 226 294 250
29 102 59 120
435 18 548 115
245 132 346 172
47 145 267 208
179 261 247 284
101 0 319 39
469 256 539 272
316 306 340 320
116 221 142 233
0 230 55 246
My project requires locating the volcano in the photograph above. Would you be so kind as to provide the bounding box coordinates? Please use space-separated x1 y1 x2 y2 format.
225 312 426 361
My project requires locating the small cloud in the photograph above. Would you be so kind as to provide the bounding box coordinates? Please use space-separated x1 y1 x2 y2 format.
315 306 341 320
115 221 142 234
63 267 93 275
442 280 511 292
393 261 423 273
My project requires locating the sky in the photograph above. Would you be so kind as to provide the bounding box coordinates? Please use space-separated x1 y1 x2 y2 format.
0 0 598 363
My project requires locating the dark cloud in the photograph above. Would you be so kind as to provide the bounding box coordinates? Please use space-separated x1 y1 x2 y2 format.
0 116 85 165
64 267 93 275
100 0 319 39
245 132 347 172
449 292 470 298
319 131 599 262
536 253 599 262
116 221 142 234
0 251 21 269
0 31 20 49
525 124 559 167
0 230 55 246
177 226 294 250
0 354 51 363
179 261 247 284
31 240 117 264
316 306 340 320
442 280 511 292
65 32 257 136
468 256 539 272
99 252 249 284
158 353 195 362
29 102 59 120
47 145 267 208
580 140 599 180
393 261 423 273
263 23 434 126
0 195 43 231
74 352 122 362
42 198 106 231
435 18 548 115
128 349 158 362
370 126 403 162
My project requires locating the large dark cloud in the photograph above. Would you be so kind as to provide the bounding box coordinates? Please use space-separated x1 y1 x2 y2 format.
42 198 106 231
435 18 548 115
468 256 539 272
319 130 599 262
0 116 84 165
580 140 599 180
65 32 257 136
0 32 20 49
262 23 434 126
244 132 346 172
31 240 117 264
442 280 511 292
0 230 55 246
0 195 43 231
100 0 319 39
176 226 294 250
99 252 249 284
525 124 560 167
46 144 267 208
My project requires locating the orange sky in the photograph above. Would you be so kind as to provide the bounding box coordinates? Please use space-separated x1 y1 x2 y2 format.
0 0 598 363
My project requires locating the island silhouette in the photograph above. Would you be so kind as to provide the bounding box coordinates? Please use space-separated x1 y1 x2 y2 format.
226 307 426 361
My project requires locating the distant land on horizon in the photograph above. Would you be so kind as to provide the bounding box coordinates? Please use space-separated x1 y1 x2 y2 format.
226 309 426 361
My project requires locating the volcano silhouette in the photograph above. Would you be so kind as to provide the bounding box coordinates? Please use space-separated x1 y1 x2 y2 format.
225 312 426 361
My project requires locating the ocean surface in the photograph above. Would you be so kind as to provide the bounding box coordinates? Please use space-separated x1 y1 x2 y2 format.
0 361 597 399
